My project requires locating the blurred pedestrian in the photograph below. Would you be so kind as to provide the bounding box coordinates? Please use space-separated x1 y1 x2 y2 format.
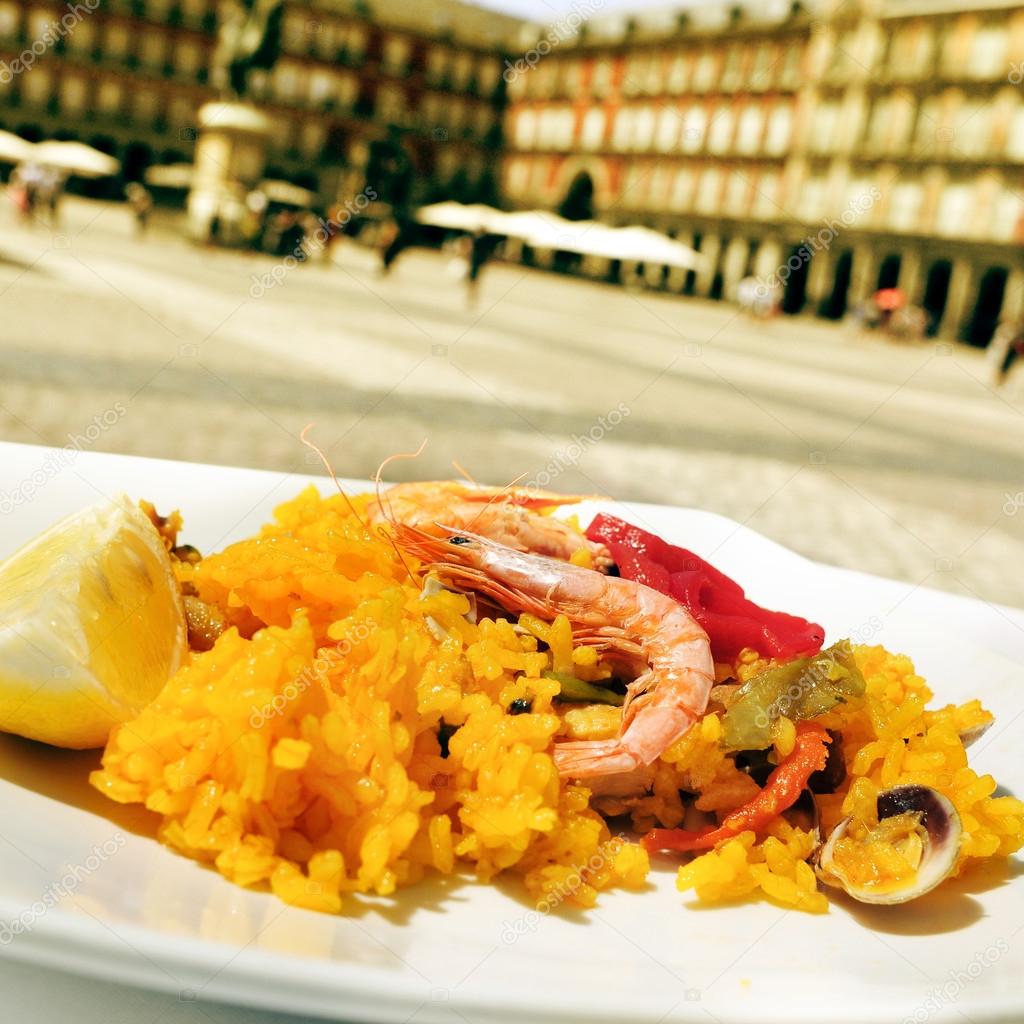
986 316 1024 387
37 166 65 227
125 182 154 237
466 231 496 307
378 216 414 275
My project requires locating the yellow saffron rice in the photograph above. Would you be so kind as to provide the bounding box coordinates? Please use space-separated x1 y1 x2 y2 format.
90 488 647 912
90 489 1024 914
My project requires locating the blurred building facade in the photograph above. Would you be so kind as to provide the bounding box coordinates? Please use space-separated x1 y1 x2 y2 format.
0 0 514 204
503 0 1024 343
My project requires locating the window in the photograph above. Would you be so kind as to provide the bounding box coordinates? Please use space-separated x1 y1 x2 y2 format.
138 28 165 69
103 22 130 60
1007 105 1024 161
810 101 838 154
655 106 679 151
452 53 474 90
382 35 410 74
66 18 95 55
692 51 719 93
667 53 689 94
96 78 123 114
888 182 923 231
133 88 159 125
176 40 202 76
282 10 310 53
707 105 735 154
0 0 20 37
750 44 775 90
611 107 634 151
968 22 1005 79
680 104 707 153
633 105 656 150
724 170 748 216
300 121 325 158
21 65 50 105
753 171 780 219
506 157 530 197
59 74 88 114
800 176 827 221
376 84 405 122
936 183 972 235
780 42 802 88
309 69 333 106
337 73 358 108
581 108 605 150
765 103 792 155
592 57 612 98
735 104 764 154
478 58 500 96
721 45 743 91
670 167 695 211
426 46 450 84
695 167 722 213
992 188 1024 241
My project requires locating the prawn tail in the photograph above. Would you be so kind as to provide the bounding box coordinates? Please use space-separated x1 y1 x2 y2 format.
553 739 641 778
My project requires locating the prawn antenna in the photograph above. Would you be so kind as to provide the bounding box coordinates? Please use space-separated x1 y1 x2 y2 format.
451 458 477 485
466 469 531 532
373 440 429 589
299 423 368 530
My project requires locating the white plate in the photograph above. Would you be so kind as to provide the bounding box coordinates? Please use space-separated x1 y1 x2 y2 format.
0 441 1021 1024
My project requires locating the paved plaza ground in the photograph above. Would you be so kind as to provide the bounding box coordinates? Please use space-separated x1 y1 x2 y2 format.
1 197 1022 609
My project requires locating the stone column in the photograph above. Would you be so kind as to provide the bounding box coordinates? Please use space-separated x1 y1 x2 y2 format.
695 234 721 296
848 243 878 307
939 258 975 340
721 237 750 301
1001 268 1024 323
899 248 923 304
806 248 835 313
753 237 783 282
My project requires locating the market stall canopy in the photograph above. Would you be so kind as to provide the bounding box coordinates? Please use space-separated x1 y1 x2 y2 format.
512 215 705 270
32 141 119 178
415 201 505 233
0 131 36 164
144 163 194 189
259 179 318 208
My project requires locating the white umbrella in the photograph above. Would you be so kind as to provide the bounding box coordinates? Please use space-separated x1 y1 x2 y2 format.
519 216 704 269
613 226 704 270
144 162 194 189
0 130 35 164
415 201 505 233
259 179 317 208
33 141 119 178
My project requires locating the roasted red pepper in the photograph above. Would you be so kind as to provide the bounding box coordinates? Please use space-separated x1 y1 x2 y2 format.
586 514 824 663
644 723 831 853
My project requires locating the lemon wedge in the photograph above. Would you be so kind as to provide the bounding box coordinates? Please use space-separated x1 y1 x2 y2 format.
0 494 188 748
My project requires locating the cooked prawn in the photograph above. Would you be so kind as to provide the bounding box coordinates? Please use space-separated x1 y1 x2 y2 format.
369 480 613 570
387 522 714 778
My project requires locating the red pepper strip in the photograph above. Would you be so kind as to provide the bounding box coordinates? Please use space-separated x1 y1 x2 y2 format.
643 724 831 853
587 514 824 663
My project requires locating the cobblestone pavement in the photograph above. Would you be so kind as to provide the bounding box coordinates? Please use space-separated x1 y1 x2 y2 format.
1 198 1023 608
